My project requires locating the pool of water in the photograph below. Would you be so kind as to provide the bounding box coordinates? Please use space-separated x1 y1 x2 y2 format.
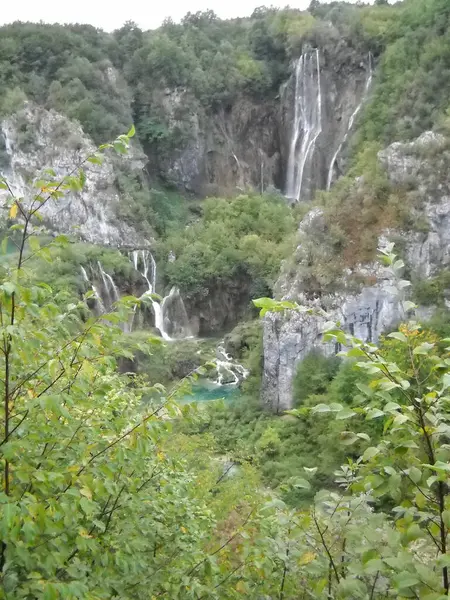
180 380 240 404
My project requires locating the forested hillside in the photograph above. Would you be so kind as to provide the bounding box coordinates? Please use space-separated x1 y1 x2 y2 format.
1 0 450 597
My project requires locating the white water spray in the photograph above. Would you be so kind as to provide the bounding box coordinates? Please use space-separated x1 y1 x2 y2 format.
326 53 373 191
215 343 249 386
286 48 322 202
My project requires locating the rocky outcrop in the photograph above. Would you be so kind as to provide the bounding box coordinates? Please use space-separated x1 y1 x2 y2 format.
184 275 255 336
0 104 146 246
262 131 450 412
145 90 281 196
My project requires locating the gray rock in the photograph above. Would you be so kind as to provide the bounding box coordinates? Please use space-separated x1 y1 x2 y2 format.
0 104 145 246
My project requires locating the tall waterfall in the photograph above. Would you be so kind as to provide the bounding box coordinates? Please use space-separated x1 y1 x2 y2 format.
285 48 322 202
326 53 373 191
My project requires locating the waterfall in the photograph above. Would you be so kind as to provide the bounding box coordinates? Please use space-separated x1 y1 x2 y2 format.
80 265 106 314
326 53 373 191
132 249 156 293
215 343 249 386
130 250 192 341
79 250 192 340
285 48 322 202
97 261 120 307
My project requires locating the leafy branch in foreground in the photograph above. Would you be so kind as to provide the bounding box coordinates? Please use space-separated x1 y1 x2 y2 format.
256 243 450 598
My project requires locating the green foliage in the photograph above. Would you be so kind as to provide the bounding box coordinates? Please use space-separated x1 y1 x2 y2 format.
293 351 340 406
126 334 217 386
114 169 190 238
0 87 27 118
413 269 450 306
162 192 295 299
0 22 131 142
357 0 450 145
224 319 263 396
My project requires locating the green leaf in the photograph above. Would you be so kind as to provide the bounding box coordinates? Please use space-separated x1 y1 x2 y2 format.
356 383 373 398
336 407 356 420
311 403 331 413
363 446 380 461
366 408 385 419
290 477 311 490
28 236 40 253
127 124 136 138
340 431 358 445
409 466 421 484
442 510 450 529
87 154 103 165
1 282 15 296
395 573 420 589
413 342 435 355
387 331 408 343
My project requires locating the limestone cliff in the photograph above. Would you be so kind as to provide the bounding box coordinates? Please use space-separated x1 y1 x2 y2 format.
262 132 450 412
0 104 146 246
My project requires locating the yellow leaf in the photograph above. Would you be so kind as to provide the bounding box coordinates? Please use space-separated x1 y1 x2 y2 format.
9 203 18 219
157 451 165 461
79 528 93 538
180 527 187 534
298 551 316 566
80 487 92 500
236 581 247 593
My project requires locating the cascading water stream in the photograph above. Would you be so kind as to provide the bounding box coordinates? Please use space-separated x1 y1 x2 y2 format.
285 48 322 202
79 250 192 340
130 250 192 341
80 265 106 314
215 343 249 386
97 261 120 307
130 249 171 340
326 52 373 191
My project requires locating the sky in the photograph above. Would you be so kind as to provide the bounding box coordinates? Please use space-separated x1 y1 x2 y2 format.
0 0 363 32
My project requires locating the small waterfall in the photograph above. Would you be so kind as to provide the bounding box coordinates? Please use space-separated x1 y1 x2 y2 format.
286 48 322 202
132 249 156 293
80 265 106 314
215 343 249 386
97 261 120 307
326 53 373 191
79 250 192 339
130 250 192 340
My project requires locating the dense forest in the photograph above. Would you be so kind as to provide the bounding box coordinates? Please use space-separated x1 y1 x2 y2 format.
1 0 450 598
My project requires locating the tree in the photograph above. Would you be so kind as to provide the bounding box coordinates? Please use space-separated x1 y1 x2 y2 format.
0 130 288 599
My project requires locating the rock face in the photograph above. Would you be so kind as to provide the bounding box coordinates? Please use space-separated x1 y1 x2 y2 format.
184 275 254 336
145 43 372 198
262 132 450 412
0 104 145 246
145 90 281 196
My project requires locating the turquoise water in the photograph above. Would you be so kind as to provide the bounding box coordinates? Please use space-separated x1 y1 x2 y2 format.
180 380 240 404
